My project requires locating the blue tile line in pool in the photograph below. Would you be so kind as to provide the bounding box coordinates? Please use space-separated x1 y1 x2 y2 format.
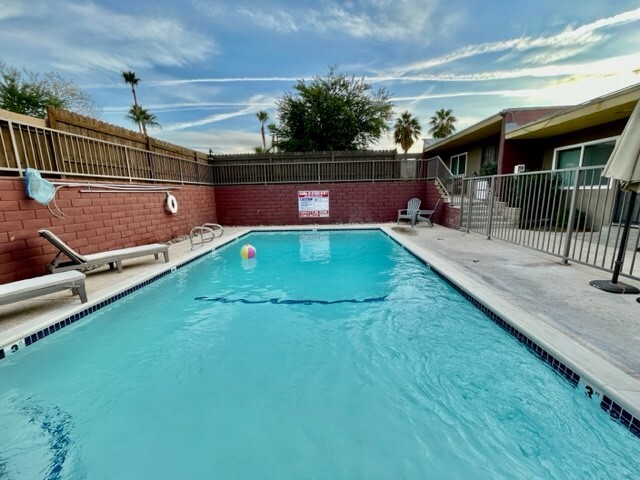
0 228 639 439
194 296 387 305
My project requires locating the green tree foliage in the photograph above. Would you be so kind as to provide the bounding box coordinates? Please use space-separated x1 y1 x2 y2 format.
274 66 393 152
0 61 98 119
428 108 458 138
393 111 422 153
127 105 161 136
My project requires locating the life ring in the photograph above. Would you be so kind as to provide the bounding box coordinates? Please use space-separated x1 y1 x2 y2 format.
166 193 178 214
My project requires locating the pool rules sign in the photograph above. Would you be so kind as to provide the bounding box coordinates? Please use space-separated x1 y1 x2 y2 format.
298 190 329 218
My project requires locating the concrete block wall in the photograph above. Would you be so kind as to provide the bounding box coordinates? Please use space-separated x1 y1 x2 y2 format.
0 178 217 283
214 182 430 226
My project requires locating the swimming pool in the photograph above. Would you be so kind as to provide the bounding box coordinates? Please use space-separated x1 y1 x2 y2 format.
0 230 638 478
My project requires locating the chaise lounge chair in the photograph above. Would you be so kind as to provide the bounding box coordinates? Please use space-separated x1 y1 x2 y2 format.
415 199 441 227
0 271 87 306
397 198 422 227
39 229 169 274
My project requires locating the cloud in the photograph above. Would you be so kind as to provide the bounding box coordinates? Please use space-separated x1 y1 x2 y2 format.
0 0 27 21
193 0 451 41
162 95 276 131
0 0 215 75
386 7 640 76
157 129 264 153
145 77 299 87
237 7 299 33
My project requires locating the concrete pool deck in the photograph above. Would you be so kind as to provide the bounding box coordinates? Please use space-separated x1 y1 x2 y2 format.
1 223 639 422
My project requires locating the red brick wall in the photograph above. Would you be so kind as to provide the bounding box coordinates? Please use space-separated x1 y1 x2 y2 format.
0 178 216 283
214 182 431 226
426 182 460 229
1 178 460 284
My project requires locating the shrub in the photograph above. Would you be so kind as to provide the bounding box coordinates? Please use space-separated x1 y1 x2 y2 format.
479 161 497 176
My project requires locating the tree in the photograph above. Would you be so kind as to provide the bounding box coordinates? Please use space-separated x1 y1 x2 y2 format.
126 105 160 136
256 110 269 151
274 66 393 152
122 70 142 133
393 111 422 153
0 61 98 118
428 108 458 138
122 71 140 107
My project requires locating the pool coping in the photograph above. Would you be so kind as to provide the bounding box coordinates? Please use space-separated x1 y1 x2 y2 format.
1 225 639 439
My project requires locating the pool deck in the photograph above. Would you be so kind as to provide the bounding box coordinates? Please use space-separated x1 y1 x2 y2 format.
1 224 639 421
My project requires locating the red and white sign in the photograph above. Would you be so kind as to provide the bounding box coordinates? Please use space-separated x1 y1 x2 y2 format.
298 190 329 218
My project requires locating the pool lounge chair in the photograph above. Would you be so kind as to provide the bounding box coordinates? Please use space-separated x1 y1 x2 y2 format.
397 198 422 227
415 199 441 227
0 271 87 306
39 229 169 274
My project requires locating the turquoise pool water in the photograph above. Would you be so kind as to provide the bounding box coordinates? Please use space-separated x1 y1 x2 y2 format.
0 230 638 479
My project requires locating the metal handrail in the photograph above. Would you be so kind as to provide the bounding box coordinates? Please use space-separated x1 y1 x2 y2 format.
425 156 462 201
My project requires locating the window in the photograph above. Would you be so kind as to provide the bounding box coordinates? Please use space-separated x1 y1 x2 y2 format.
449 153 467 176
553 137 617 187
481 145 497 167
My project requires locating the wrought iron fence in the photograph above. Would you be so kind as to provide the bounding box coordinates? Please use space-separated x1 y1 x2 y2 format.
461 166 640 280
210 154 427 184
0 118 213 184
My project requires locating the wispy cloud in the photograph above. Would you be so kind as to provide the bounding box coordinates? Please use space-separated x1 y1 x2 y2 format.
193 0 452 41
385 7 640 76
371 53 640 86
162 95 275 131
237 7 299 33
146 77 299 86
157 129 264 153
0 0 27 21
0 0 215 75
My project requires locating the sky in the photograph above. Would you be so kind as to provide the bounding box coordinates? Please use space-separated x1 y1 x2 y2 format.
1 0 640 154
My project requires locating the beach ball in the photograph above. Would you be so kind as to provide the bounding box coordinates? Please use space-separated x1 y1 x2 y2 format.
240 244 256 259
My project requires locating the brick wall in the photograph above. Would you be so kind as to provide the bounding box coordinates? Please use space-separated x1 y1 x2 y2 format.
215 182 431 226
425 181 460 229
0 178 217 283
1 178 460 284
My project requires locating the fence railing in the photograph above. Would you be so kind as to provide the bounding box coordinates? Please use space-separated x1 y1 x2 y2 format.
210 154 427 184
461 166 640 280
1 117 430 185
0 118 213 184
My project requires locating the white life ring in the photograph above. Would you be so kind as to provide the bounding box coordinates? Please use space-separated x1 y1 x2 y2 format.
166 193 178 214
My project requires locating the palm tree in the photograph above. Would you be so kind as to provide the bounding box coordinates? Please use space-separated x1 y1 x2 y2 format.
257 110 269 151
428 108 457 138
126 105 160 137
393 111 422 153
122 70 140 107
122 70 142 133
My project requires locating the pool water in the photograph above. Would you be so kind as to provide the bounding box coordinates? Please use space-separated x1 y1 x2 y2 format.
0 230 638 479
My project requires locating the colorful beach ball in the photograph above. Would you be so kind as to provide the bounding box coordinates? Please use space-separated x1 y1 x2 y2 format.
240 244 256 259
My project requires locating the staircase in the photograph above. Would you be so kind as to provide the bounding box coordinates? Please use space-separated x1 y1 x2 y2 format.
460 197 521 231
